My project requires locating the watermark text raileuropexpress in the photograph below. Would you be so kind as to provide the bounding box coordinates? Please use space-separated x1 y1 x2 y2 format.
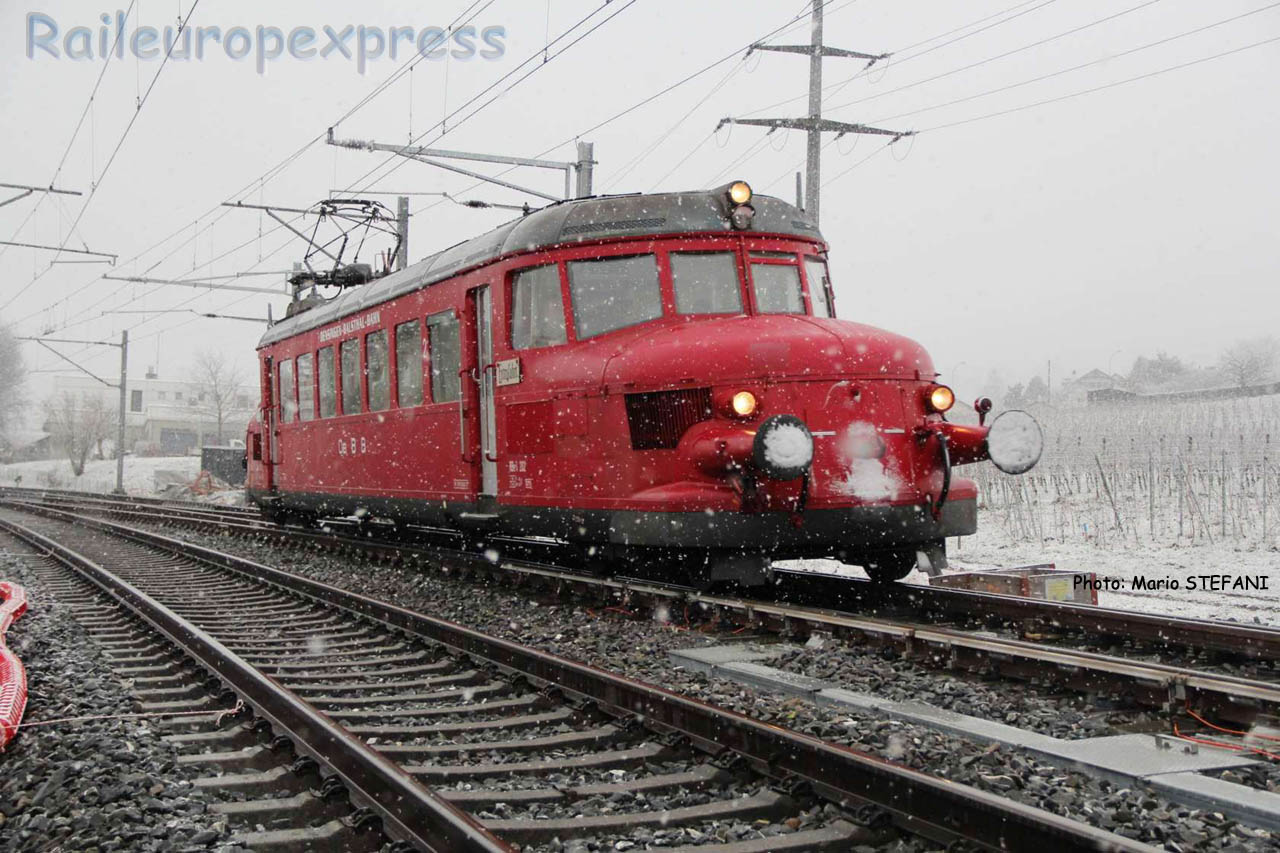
26 12 507 74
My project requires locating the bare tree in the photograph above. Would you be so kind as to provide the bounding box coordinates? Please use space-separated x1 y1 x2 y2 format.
1220 337 1278 388
43 392 113 477
0 323 27 445
193 349 247 445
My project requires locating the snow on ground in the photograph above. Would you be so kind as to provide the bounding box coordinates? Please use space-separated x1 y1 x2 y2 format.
0 456 201 495
780 513 1280 626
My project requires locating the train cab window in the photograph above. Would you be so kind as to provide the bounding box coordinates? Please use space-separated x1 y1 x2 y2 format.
751 262 805 314
340 339 362 415
804 257 833 318
278 359 297 423
297 353 315 422
395 320 424 407
318 346 336 418
511 264 567 349
671 252 743 315
366 330 390 412
427 312 461 403
567 254 662 340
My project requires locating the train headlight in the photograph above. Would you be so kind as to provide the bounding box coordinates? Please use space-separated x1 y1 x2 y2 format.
731 391 757 417
926 384 955 413
752 414 814 481
724 180 755 230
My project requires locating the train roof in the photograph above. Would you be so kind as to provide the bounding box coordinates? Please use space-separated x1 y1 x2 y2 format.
258 188 823 348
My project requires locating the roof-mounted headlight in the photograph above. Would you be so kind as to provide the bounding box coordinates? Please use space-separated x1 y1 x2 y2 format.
720 180 755 230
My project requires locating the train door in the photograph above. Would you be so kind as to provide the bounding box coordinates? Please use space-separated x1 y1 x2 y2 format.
260 354 277 491
469 285 499 497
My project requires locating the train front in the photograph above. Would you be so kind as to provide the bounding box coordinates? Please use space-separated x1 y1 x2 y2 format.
607 182 1043 584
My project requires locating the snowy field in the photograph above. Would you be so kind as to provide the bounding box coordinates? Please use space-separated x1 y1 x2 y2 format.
0 456 201 495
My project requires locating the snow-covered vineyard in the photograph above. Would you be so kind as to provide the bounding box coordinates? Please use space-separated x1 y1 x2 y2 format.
2 1 1278 851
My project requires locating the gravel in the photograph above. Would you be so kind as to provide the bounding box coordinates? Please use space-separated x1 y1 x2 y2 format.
0 541 234 852
771 641 1157 739
112 519 1280 850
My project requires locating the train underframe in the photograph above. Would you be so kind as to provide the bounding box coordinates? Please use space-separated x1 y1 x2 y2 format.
248 488 977 585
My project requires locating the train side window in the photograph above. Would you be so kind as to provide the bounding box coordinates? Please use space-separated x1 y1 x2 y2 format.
511 264 567 349
395 320 424 407
427 312 461 403
567 254 662 340
278 359 297 423
252 433 262 461
297 352 315 422
804 257 833 318
340 339 362 415
751 263 804 314
317 346 336 418
671 252 742 315
367 329 390 412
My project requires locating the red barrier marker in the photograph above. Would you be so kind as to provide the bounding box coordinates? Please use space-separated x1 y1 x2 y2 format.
0 582 29 749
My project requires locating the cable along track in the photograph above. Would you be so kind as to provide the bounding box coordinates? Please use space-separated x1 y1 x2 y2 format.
0 504 1148 852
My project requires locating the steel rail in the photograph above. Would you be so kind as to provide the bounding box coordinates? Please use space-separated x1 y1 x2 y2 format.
5 485 1276 660
6 493 1280 722
0 514 511 853
0 501 1151 852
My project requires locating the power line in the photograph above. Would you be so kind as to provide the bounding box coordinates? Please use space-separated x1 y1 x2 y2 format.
823 0 1170 116
920 32 1280 133
868 2 1280 127
20 0 501 334
0 0 137 266
738 0 1060 120
2 0 198 313
68 1 642 349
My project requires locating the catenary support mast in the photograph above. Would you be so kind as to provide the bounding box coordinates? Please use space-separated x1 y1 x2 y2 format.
717 1 911 226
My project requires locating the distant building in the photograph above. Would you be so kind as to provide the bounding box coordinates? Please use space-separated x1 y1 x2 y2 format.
1060 369 1120 407
0 430 52 464
47 370 255 457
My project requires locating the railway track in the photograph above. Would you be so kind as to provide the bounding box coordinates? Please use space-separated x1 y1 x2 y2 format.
6 489 1280 729
0 503 1146 852
10 486 1278 661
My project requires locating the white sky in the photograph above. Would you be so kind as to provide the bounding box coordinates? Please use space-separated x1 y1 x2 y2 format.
1 0 1277 405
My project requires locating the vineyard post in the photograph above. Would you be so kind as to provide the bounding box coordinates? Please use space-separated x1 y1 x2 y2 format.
1221 450 1227 541
1178 458 1184 539
1149 452 1155 540
1096 454 1123 534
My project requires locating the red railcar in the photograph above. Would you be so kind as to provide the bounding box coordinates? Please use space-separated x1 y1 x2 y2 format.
246 182 1040 583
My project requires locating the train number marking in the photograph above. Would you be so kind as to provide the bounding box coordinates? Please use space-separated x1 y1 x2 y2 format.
337 436 369 456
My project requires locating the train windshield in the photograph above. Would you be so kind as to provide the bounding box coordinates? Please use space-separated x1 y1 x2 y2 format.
750 262 804 314
671 252 743 315
568 254 662 339
805 257 833 318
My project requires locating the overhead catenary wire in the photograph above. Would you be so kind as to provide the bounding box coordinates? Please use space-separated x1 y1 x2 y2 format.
66 0 644 352
736 0 1061 121
18 0 501 333
25 0 828 340
859 2 1280 128
917 32 1280 133
648 0 1063 193
822 0 1172 116
0 1 138 267
2 0 199 314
